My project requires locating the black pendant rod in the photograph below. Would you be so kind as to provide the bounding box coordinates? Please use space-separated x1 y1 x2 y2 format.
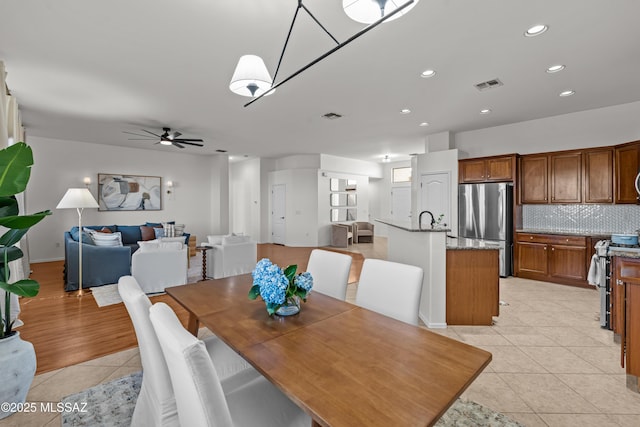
300 3 340 45
245 0 414 108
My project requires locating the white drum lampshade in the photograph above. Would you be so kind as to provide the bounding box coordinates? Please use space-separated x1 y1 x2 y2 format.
229 55 275 97
343 0 420 24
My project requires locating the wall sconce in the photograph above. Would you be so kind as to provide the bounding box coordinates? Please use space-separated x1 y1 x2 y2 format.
83 176 91 187
166 180 174 194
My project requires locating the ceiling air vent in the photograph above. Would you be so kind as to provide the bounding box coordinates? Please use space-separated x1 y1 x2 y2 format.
322 112 343 120
474 78 503 91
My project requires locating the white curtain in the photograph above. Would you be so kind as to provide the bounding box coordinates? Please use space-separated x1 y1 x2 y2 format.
0 61 25 327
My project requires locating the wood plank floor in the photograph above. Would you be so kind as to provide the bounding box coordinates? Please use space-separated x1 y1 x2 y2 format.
19 244 365 374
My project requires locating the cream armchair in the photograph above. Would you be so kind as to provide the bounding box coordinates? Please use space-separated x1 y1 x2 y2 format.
131 240 188 294
331 224 353 248
353 221 374 243
206 235 257 279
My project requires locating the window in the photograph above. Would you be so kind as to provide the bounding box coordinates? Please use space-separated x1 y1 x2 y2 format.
392 167 412 183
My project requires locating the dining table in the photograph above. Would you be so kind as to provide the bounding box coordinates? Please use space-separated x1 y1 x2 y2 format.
166 274 492 427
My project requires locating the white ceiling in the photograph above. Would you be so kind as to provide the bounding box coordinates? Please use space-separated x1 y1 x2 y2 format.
2 0 640 162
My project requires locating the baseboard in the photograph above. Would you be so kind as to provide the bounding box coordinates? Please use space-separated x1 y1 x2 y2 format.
31 257 65 263
419 312 447 329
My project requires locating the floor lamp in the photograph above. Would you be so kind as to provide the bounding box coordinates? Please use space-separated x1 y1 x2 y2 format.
56 188 99 296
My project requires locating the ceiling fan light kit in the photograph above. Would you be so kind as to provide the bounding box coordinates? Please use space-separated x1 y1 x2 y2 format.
230 0 417 106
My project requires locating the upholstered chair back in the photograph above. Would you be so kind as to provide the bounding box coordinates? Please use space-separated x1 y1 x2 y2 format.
306 249 352 300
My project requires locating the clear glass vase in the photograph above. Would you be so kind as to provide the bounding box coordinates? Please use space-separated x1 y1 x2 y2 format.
275 296 300 316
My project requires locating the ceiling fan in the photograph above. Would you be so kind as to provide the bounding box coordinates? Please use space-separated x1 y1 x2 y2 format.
123 127 204 148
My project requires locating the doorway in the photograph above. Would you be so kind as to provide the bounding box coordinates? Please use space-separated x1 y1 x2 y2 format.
420 171 451 228
271 184 286 244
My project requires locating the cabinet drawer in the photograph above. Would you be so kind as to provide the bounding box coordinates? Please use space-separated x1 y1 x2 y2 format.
516 233 586 246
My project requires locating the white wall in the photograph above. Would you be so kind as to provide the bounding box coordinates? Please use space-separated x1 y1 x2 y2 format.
26 136 227 262
230 158 261 238
321 154 384 179
268 169 319 247
454 101 640 158
369 160 412 237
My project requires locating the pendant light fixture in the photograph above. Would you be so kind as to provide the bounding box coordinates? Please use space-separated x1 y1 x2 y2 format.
229 55 275 97
343 0 420 24
229 0 417 106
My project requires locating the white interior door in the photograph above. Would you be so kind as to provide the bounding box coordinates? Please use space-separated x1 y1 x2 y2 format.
420 172 451 228
271 184 286 244
391 186 411 222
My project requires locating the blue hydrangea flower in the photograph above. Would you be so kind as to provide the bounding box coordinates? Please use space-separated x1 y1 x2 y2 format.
294 272 313 292
252 258 287 305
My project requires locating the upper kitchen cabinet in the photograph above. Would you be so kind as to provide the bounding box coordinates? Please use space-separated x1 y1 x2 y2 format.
550 151 582 203
615 141 640 204
519 154 548 203
583 148 613 203
459 155 516 183
519 151 582 204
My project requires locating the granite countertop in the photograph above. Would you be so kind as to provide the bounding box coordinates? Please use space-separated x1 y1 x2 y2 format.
446 237 501 250
608 249 640 258
517 229 615 237
375 218 450 233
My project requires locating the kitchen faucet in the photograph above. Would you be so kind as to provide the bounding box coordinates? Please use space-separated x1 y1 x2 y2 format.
419 210 435 229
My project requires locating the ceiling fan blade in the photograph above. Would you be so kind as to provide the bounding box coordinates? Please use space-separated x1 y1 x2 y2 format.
172 142 185 149
123 131 155 138
128 138 157 140
174 138 204 142
171 131 182 139
141 129 162 137
178 141 204 147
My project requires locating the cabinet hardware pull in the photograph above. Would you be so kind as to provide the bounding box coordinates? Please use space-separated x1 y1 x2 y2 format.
552 247 555 251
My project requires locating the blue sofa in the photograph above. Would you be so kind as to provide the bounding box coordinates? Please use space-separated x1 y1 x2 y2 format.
63 224 189 291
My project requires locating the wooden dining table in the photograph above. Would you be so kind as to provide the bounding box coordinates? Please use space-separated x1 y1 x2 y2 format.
166 275 492 427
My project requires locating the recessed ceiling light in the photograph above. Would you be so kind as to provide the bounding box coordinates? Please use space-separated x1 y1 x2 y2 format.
559 90 575 97
546 64 565 73
420 69 436 78
524 24 548 37
419 122 430 127
480 109 492 114
400 109 411 114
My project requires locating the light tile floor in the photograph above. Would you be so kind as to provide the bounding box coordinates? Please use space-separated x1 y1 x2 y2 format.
3 239 640 426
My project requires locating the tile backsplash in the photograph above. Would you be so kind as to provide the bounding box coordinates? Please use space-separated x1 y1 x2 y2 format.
522 204 640 234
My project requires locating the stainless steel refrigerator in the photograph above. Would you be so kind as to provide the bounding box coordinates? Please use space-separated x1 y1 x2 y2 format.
458 183 513 277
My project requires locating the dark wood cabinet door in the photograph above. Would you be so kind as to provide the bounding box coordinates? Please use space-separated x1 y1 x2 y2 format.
459 159 487 182
550 152 582 203
516 242 548 275
611 257 623 335
584 148 613 203
627 281 640 376
519 155 548 203
486 157 514 181
615 143 640 204
548 244 587 281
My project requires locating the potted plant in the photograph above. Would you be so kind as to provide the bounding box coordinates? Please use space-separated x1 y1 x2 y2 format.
0 142 51 419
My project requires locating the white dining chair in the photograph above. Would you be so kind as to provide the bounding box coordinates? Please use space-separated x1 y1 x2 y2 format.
149 302 311 427
306 249 352 300
117 276 257 427
355 259 424 325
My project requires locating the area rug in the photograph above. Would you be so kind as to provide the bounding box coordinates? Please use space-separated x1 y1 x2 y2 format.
61 372 523 427
90 255 203 307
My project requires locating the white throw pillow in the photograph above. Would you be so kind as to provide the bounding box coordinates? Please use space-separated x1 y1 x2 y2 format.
161 236 185 244
222 235 250 245
138 240 160 252
91 231 123 247
207 235 224 245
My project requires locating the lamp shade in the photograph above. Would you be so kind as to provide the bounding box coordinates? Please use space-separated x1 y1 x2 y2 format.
56 188 99 209
343 0 419 24
229 55 275 97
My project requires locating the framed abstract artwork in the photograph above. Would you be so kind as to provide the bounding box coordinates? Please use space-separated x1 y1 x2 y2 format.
97 174 162 211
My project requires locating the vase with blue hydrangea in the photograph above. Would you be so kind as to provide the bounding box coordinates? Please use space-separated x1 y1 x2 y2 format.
249 258 313 316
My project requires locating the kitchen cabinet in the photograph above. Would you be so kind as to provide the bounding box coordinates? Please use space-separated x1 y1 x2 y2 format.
614 141 640 204
519 155 548 203
613 257 640 393
518 151 583 204
459 155 515 183
583 148 614 203
446 248 499 325
515 233 589 287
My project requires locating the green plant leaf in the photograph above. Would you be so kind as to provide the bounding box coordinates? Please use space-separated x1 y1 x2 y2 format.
0 246 24 266
0 196 19 218
248 285 261 300
0 210 51 230
0 142 33 197
266 302 278 315
0 279 39 298
284 264 297 281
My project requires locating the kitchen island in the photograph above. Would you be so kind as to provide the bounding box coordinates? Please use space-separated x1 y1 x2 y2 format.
446 237 500 325
376 218 449 328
